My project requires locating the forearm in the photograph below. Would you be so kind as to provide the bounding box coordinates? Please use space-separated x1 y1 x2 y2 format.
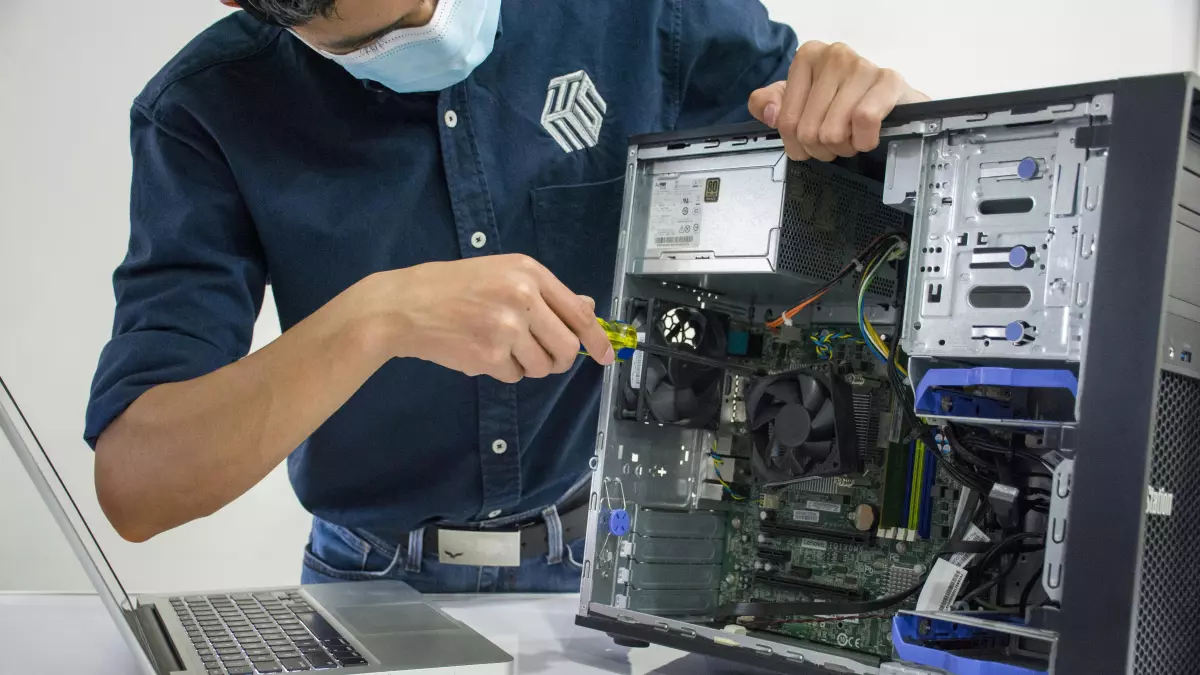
95 277 393 542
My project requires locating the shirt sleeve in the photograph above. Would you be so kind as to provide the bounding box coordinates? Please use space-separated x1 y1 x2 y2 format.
673 0 798 129
84 99 266 448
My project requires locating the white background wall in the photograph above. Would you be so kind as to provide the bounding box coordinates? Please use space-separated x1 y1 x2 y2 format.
1 0 1198 594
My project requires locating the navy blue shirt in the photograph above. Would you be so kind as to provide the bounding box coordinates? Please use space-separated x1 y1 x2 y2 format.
86 1 796 535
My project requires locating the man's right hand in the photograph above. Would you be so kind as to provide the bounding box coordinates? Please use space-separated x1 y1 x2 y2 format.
356 254 616 382
95 252 614 542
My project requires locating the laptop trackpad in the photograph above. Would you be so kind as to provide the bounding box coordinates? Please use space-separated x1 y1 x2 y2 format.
338 603 459 635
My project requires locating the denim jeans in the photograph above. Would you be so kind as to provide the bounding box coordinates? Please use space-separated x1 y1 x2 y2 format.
300 477 588 594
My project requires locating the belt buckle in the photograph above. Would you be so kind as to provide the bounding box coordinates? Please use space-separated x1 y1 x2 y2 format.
437 529 521 567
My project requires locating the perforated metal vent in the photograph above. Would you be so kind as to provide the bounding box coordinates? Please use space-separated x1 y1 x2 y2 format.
1133 370 1200 675
778 161 907 298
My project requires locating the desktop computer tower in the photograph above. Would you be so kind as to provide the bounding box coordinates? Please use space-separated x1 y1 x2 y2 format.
576 73 1200 675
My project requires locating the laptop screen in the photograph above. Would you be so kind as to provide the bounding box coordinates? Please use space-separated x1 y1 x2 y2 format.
0 374 136 612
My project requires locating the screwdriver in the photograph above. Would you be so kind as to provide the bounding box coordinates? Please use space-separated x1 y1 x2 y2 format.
580 318 639 362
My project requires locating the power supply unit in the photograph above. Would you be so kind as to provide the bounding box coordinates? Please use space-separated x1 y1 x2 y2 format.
577 73 1200 675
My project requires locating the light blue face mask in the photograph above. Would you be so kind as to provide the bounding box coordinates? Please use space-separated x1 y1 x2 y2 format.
302 0 502 94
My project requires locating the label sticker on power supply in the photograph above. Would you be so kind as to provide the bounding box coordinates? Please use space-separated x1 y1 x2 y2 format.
800 538 828 552
806 500 842 513
916 559 968 612
649 177 704 250
948 524 992 568
793 510 821 523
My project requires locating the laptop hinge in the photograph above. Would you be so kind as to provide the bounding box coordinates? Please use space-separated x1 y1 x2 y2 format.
126 604 184 674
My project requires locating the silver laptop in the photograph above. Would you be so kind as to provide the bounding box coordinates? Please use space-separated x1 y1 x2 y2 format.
0 374 513 675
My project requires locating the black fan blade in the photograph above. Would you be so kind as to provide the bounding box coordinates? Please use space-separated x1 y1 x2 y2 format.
767 436 790 469
643 357 668 393
751 432 789 484
782 443 808 475
647 387 680 423
674 388 699 420
764 380 802 405
808 398 836 441
750 402 785 430
797 440 833 461
798 375 825 414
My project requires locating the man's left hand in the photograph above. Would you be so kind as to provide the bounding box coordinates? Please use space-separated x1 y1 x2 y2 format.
749 41 928 162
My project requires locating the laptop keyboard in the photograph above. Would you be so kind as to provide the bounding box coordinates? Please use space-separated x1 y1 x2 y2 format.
170 591 366 674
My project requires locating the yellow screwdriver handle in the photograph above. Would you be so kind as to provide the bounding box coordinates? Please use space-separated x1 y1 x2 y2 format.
579 318 639 362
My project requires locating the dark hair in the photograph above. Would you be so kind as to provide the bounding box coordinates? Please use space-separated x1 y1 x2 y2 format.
240 0 338 27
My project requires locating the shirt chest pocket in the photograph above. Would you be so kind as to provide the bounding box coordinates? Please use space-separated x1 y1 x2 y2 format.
530 176 626 314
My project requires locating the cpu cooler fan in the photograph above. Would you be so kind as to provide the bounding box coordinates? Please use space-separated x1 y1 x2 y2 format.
746 367 858 483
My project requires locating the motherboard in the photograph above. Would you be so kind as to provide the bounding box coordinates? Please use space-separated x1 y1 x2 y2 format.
713 332 959 658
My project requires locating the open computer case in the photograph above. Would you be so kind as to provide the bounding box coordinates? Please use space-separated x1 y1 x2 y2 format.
575 73 1200 675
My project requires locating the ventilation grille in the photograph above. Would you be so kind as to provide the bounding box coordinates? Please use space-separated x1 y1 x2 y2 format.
1133 370 1200 675
778 161 907 299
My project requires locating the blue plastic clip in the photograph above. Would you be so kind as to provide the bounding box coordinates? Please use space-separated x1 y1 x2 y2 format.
608 509 631 536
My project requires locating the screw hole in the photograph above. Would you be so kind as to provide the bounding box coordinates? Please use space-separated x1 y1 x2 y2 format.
934 266 941 273
1040 264 1046 270
984 340 991 347
936 247 943 253
938 340 946 346
914 322 922 331
1042 244 1049 250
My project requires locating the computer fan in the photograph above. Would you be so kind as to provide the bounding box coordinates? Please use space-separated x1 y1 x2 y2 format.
746 367 858 483
616 299 729 429
647 302 729 358
638 356 723 428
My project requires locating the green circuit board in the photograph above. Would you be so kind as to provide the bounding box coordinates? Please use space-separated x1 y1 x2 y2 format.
716 420 959 658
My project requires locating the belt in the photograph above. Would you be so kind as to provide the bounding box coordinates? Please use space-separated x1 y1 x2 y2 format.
423 486 591 566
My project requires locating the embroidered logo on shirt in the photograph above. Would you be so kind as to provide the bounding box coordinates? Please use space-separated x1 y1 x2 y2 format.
541 70 607 153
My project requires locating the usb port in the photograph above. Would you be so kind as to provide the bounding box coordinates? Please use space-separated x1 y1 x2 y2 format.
1182 351 1193 364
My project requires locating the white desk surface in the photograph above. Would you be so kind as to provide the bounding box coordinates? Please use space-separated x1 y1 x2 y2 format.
0 592 769 675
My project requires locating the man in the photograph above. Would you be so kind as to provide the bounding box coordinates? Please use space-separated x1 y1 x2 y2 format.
87 0 925 592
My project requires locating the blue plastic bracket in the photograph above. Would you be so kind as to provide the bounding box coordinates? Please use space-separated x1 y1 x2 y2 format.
914 367 1078 417
892 616 1047 675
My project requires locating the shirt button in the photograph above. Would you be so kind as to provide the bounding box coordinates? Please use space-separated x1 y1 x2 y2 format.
470 231 487 249
444 109 458 128
492 439 508 455
488 510 503 519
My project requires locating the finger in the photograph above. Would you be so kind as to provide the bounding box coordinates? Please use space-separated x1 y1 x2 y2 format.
748 80 787 128
820 60 878 158
579 295 596 313
851 68 905 153
535 268 614 365
512 332 556 379
530 300 584 373
777 41 824 160
797 43 858 162
488 357 525 384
